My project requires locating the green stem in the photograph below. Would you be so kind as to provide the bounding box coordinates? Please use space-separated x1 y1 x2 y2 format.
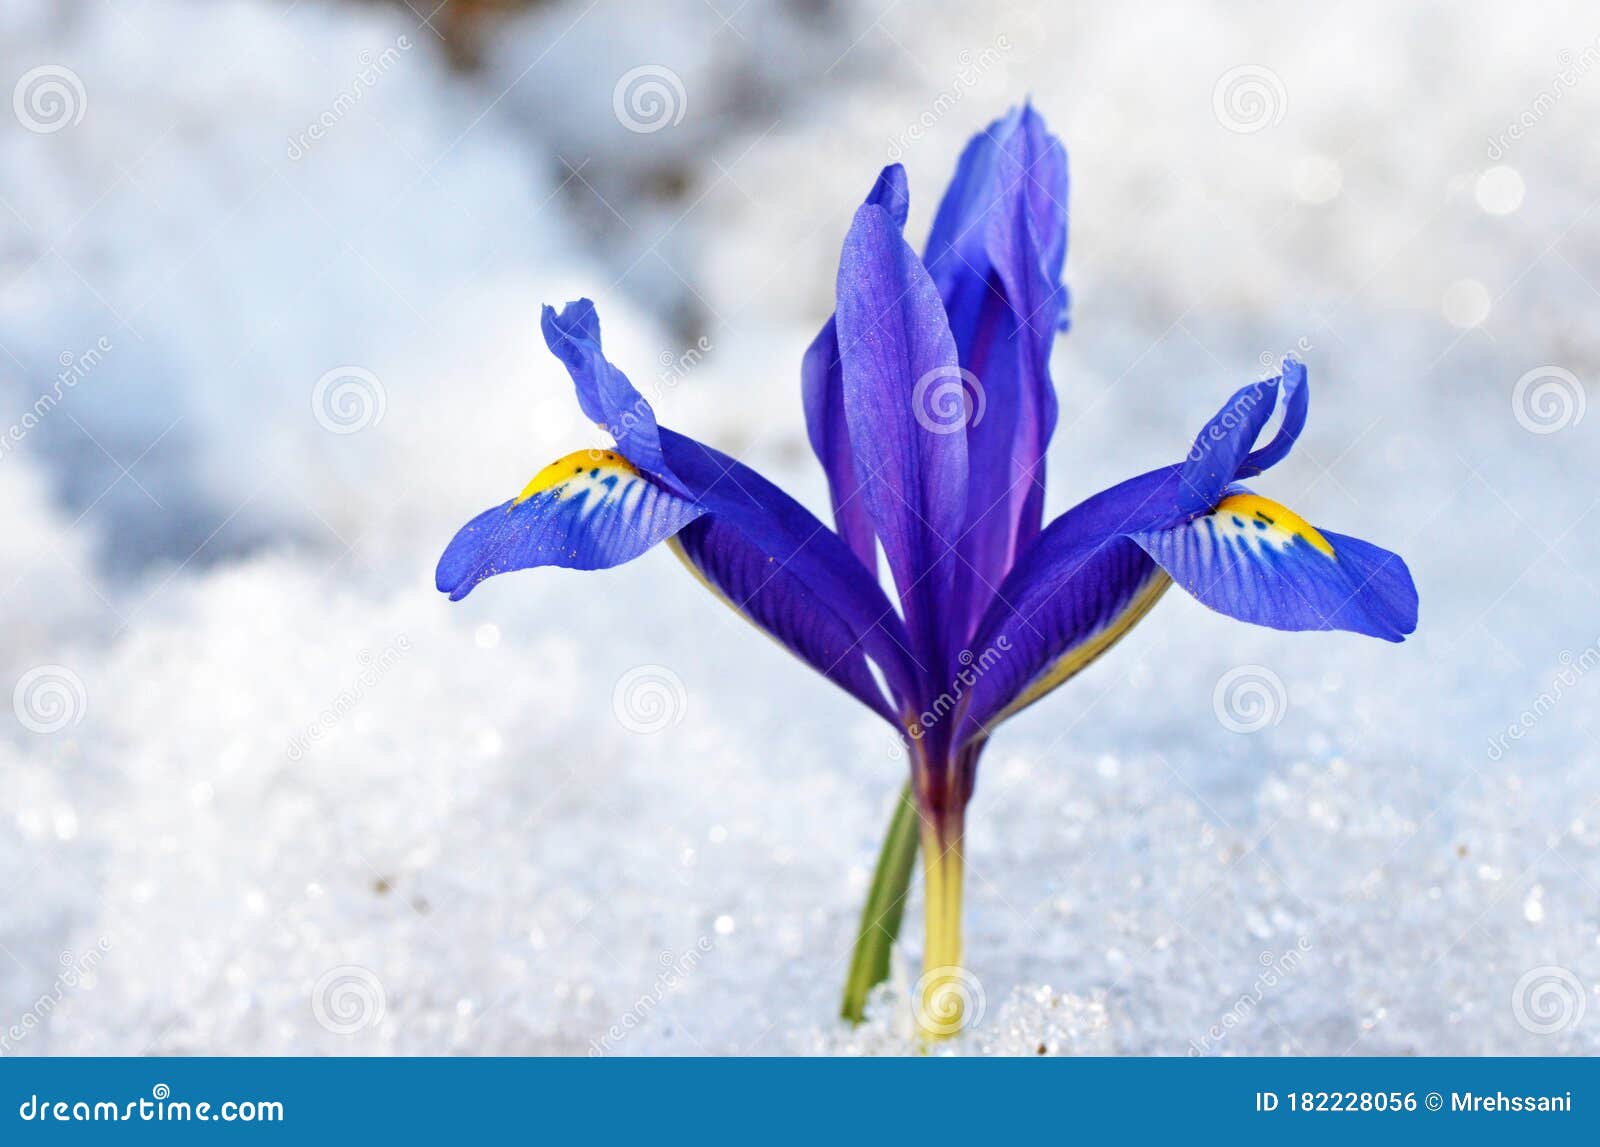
839 783 920 1023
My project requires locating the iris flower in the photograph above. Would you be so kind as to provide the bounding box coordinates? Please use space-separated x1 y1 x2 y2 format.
436 105 1418 1041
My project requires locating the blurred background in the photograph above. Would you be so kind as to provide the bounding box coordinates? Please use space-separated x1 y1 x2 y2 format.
2 0 1598 1055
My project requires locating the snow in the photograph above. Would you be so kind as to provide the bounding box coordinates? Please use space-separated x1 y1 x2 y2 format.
2 0 1599 1055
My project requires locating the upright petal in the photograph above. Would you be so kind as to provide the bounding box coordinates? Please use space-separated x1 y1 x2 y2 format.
925 105 1069 637
1176 376 1282 515
802 165 911 572
835 202 967 677
1242 357 1308 475
541 301 682 489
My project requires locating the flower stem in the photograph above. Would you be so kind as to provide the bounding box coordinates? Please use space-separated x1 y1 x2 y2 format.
915 819 967 1041
839 783 920 1023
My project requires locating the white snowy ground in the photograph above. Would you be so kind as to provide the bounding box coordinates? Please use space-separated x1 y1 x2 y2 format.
2 0 1599 1055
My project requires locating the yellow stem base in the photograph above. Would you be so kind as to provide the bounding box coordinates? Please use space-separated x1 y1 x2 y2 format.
915 824 969 1042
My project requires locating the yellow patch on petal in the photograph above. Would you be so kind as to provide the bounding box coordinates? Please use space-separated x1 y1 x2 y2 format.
1212 493 1335 558
513 449 638 506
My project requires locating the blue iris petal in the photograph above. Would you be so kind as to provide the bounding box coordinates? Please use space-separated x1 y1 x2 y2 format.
435 459 704 601
835 200 968 680
1131 494 1418 642
801 164 912 573
540 301 682 491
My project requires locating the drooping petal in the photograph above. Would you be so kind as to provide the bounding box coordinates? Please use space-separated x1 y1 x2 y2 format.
541 300 682 489
447 300 919 722
660 428 920 712
548 302 921 705
802 165 911 572
949 361 1418 744
954 467 1183 743
835 201 967 677
435 448 704 600
924 105 1069 637
670 515 898 723
1129 489 1418 642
